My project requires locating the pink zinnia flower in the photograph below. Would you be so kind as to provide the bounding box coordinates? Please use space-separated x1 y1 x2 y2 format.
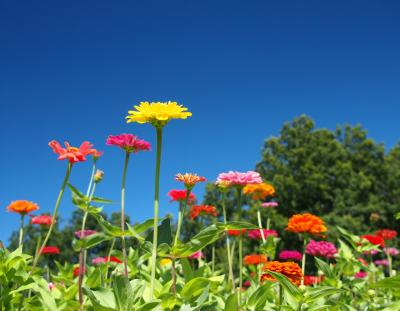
31 215 53 226
278 250 302 261
261 202 279 208
106 134 151 153
216 171 262 187
384 247 399 256
247 229 278 240
168 190 196 203
354 271 368 279
49 140 96 163
374 259 389 266
48 282 55 290
92 257 107 265
363 249 379 256
75 230 97 239
305 240 337 258
188 251 204 260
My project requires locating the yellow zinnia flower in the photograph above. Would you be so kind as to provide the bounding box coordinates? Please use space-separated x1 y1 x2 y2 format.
126 101 192 127
243 183 275 200
160 258 172 266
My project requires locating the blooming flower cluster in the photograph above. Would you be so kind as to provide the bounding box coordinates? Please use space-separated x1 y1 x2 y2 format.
243 183 275 200
7 200 39 215
286 213 327 235
243 254 267 266
305 240 337 258
216 171 262 187
278 250 302 261
261 261 303 286
247 229 278 240
189 205 217 220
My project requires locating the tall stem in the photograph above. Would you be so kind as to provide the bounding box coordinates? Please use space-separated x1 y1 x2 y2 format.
121 151 131 278
256 204 266 243
174 190 191 246
301 237 307 286
211 246 215 274
236 188 243 303
222 192 235 291
32 162 72 270
106 238 116 287
150 127 163 299
18 214 25 248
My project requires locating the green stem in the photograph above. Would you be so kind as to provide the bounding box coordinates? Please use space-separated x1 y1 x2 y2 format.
236 188 243 303
174 202 183 246
211 246 215 274
18 214 25 248
387 252 393 277
150 127 163 299
106 238 116 287
301 237 307 286
32 162 72 271
256 204 266 243
121 151 131 278
222 192 235 291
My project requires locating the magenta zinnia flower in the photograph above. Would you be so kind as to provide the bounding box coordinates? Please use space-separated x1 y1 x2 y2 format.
261 202 279 208
247 229 278 240
384 247 399 256
374 259 389 266
305 240 337 258
354 271 368 279
216 171 262 187
188 251 204 260
278 250 302 261
75 230 97 239
106 134 151 153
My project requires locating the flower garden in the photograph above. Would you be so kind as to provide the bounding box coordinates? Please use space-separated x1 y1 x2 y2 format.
1 101 400 311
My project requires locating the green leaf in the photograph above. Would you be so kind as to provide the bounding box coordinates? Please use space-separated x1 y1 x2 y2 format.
72 233 111 252
83 287 116 311
266 270 302 301
304 286 343 302
181 277 210 302
373 274 400 288
314 257 334 279
146 218 172 246
225 293 238 311
91 196 113 204
247 283 273 310
180 258 194 282
113 274 134 311
216 221 258 230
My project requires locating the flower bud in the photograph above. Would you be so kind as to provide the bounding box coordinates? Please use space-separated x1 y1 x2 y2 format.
94 169 104 183
370 213 379 223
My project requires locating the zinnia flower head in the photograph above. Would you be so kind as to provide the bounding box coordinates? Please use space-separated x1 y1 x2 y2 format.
227 229 247 236
243 183 275 200
94 169 104 183
374 259 389 266
261 261 303 286
92 149 103 161
247 229 278 240
286 213 327 235
73 266 85 277
7 200 39 215
74 230 97 239
261 202 279 208
168 190 196 204
304 275 323 286
363 249 379 256
375 229 397 241
216 171 262 188
48 282 55 290
354 271 368 279
126 101 192 128
160 258 172 266
384 247 399 256
244 254 267 266
188 251 204 260
190 205 217 220
358 257 368 267
41 246 60 255
361 235 385 247
92 256 122 265
106 134 151 153
31 215 53 226
175 173 206 189
279 250 302 261
305 240 337 258
49 140 95 163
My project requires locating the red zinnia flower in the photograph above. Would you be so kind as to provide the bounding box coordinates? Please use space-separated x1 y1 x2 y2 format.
168 190 196 203
49 140 96 163
190 205 217 220
106 256 123 264
106 134 151 153
361 235 385 247
227 229 247 236
304 275 324 286
375 229 397 241
41 246 60 255
31 215 53 226
73 266 86 277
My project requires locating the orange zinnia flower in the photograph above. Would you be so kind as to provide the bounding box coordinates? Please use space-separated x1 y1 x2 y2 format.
190 205 217 220
244 254 267 266
7 200 39 215
261 261 303 286
286 213 327 235
49 140 96 163
243 183 275 200
175 173 206 189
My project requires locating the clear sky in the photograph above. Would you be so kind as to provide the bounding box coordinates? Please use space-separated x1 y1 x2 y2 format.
1 1 400 243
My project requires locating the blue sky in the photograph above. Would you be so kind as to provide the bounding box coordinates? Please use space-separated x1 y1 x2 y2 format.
1 1 400 243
